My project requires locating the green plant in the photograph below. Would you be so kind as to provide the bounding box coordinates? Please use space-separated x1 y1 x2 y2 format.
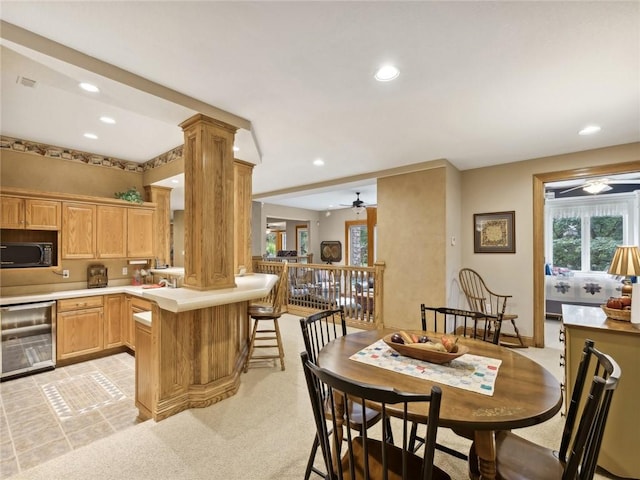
114 187 144 204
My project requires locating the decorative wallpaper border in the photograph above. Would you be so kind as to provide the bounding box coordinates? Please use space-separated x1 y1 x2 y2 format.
0 136 183 173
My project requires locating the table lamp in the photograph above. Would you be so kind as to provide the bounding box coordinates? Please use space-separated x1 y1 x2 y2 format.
608 245 640 297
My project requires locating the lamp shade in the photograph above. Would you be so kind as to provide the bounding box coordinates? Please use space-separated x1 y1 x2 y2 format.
608 245 640 276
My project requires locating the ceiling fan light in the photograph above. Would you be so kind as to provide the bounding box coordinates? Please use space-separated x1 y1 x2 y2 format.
583 182 612 194
353 206 365 215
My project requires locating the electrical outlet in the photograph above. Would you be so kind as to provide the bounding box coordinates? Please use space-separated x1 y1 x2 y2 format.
122 267 128 275
62 269 70 279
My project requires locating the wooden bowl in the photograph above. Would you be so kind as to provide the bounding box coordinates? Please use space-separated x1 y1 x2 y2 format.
383 333 469 364
601 305 631 322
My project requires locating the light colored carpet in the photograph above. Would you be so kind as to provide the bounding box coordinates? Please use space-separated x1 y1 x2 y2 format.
7 316 616 480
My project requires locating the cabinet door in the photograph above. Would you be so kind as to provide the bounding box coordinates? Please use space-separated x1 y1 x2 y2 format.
135 321 153 419
104 294 124 348
1 197 25 229
127 208 154 258
25 199 61 230
57 308 104 359
126 296 153 350
62 202 96 259
97 206 127 258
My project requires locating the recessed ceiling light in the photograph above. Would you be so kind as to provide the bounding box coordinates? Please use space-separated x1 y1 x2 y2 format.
578 125 601 136
83 133 98 139
375 65 400 82
100 116 116 124
313 159 325 166
171 179 180 184
233 145 240 152
79 82 99 93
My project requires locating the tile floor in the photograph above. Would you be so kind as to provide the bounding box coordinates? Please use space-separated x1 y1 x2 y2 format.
0 352 142 479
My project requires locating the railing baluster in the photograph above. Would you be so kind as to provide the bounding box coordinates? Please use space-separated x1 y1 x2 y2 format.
252 259 384 329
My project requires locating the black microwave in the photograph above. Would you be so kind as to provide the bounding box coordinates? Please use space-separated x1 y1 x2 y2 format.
0 242 54 268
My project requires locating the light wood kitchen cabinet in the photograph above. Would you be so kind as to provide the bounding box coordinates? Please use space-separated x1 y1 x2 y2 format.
127 208 154 258
125 295 153 350
97 206 127 258
1 196 60 230
561 304 640 479
104 294 125 348
62 202 96 258
135 318 152 419
57 296 104 360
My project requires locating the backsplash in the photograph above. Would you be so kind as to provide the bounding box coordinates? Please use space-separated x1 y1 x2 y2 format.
0 259 146 297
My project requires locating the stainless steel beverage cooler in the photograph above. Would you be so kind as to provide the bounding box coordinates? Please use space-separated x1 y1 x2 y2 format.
1 301 56 380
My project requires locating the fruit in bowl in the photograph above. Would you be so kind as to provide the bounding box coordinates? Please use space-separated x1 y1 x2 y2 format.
384 331 469 364
606 296 632 310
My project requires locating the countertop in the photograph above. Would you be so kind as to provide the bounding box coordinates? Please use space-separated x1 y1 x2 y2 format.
149 267 185 276
1 273 278 313
561 304 640 335
0 285 152 307
133 310 152 327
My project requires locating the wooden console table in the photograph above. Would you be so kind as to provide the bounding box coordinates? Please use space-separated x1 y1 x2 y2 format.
561 304 639 479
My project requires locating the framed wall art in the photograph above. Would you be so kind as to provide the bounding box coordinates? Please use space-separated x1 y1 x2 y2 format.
320 241 342 263
473 211 515 253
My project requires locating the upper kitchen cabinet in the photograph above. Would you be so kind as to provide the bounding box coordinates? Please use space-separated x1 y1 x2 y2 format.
62 202 96 259
1 196 61 230
127 208 154 258
97 206 127 258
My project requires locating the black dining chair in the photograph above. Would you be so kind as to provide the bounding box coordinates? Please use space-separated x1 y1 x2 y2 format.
421 305 502 345
410 305 503 458
299 308 392 479
300 351 451 480
409 303 501 460
467 338 621 480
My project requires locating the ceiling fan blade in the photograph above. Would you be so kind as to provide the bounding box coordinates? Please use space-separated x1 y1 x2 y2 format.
558 185 584 194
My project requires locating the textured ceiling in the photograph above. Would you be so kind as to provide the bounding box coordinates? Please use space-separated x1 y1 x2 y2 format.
1 2 638 211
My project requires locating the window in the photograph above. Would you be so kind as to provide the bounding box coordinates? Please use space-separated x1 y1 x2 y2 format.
345 220 368 266
265 231 276 256
265 230 286 256
296 225 309 256
545 193 637 273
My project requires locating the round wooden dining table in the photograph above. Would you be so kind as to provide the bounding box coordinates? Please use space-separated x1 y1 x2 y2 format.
317 328 563 480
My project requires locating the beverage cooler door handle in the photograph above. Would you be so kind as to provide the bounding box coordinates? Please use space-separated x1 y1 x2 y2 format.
1 300 56 312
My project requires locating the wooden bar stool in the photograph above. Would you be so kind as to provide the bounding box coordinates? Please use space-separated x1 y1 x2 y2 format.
244 262 288 372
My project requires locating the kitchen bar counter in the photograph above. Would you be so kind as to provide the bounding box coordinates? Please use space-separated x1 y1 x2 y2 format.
1 274 277 312
142 274 277 312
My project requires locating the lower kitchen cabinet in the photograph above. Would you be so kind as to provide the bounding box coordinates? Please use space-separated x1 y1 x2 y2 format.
57 296 104 360
104 294 125 348
135 319 152 419
125 296 153 350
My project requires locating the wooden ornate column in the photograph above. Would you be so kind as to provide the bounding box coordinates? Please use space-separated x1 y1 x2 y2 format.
144 185 172 266
234 160 254 274
180 114 237 290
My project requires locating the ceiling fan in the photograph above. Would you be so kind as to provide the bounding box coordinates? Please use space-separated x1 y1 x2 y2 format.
340 192 376 214
559 178 640 195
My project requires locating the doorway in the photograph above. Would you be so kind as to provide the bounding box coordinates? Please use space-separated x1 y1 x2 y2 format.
532 161 640 346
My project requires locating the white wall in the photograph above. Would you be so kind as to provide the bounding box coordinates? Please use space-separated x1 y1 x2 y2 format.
259 203 322 260
460 142 640 338
316 208 365 265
